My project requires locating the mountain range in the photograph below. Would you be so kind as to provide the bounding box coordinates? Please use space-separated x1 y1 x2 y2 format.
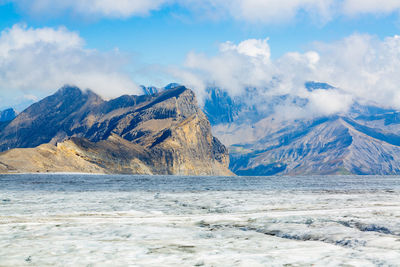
203 83 400 175
2 82 400 176
0 85 232 175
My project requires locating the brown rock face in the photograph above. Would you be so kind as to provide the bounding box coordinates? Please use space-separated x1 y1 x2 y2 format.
0 86 232 176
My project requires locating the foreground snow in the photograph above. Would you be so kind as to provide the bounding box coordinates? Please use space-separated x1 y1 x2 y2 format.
1 186 399 266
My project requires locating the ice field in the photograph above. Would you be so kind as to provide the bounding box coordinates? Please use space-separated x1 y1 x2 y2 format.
0 174 400 266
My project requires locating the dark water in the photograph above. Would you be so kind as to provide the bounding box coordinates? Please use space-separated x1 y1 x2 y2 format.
0 174 400 192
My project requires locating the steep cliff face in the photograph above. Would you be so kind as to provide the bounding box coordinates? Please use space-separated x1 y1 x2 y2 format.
0 86 232 176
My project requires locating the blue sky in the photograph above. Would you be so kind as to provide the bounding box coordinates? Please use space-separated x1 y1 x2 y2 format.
2 0 400 112
2 1 399 62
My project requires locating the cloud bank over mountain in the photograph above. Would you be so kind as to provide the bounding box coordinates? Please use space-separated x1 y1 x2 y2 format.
175 34 400 118
0 24 140 99
6 0 400 22
2 23 400 120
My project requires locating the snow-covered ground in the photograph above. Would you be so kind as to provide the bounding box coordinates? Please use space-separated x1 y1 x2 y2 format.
0 175 400 266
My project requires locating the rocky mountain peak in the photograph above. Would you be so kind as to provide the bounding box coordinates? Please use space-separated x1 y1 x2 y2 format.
0 84 232 176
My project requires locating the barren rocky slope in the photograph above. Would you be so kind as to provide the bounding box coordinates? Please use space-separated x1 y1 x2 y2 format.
0 86 232 175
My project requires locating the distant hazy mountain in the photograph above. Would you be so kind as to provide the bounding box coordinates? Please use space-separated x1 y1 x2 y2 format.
203 82 336 125
0 108 17 122
0 108 18 131
204 82 400 175
140 85 160 95
203 87 270 125
203 88 241 125
0 86 231 175
304 81 335 91
140 83 182 96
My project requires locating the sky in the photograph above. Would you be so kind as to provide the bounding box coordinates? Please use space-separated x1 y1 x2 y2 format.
1 0 400 115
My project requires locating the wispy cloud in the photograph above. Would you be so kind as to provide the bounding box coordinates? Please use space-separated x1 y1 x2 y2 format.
342 0 400 15
181 0 336 24
0 24 140 99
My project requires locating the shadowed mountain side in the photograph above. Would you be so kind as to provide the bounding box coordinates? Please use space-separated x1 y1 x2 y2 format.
0 86 232 176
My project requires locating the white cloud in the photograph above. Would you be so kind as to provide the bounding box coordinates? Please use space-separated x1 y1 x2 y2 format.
307 89 353 116
0 24 140 100
174 34 400 118
179 38 275 96
312 34 400 108
220 38 271 63
342 0 400 15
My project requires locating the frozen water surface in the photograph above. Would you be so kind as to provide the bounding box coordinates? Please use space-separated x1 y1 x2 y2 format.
0 174 400 266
